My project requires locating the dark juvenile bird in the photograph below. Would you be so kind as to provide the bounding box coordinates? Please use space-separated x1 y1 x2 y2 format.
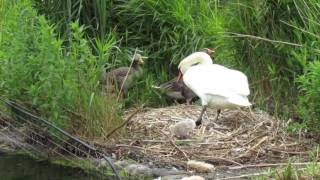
152 49 213 104
152 78 197 104
102 53 145 96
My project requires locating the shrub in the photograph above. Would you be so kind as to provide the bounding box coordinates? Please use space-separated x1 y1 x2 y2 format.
0 0 123 138
27 0 320 125
32 0 228 107
297 61 320 132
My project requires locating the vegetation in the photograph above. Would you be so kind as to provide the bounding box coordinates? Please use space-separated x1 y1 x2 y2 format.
2 0 320 178
297 61 320 133
1 0 320 135
0 0 122 138
251 162 320 180
220 1 320 117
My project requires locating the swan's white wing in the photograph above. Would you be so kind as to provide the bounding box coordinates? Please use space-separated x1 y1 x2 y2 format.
183 64 250 104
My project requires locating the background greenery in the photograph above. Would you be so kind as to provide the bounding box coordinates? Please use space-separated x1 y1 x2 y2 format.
1 0 320 136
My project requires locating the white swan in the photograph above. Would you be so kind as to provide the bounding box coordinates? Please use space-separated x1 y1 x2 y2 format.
177 48 251 126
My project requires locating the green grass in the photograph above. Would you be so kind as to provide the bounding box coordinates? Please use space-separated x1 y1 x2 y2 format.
0 0 123 138
252 146 320 179
251 162 320 180
2 0 320 134
30 0 320 117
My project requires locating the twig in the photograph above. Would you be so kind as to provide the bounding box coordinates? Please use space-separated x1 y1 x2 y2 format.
218 172 270 180
212 122 230 130
122 139 202 143
116 144 169 153
247 136 268 152
229 162 320 170
222 32 303 47
105 107 142 138
243 133 267 146
267 148 309 155
117 48 138 101
207 157 243 166
249 120 271 135
235 136 269 159
238 109 255 122
221 166 311 180
160 130 190 161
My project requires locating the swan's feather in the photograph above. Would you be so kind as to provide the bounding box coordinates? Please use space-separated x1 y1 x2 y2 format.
183 64 251 107
178 52 212 74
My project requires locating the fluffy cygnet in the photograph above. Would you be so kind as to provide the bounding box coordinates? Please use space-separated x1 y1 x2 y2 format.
169 119 196 139
182 175 205 180
187 160 215 173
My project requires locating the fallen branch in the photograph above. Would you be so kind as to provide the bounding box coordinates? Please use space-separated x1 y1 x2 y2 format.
122 139 202 144
116 144 169 153
248 136 268 152
218 172 270 180
207 157 243 166
229 162 320 170
105 107 142 138
222 32 303 47
267 148 309 155
222 166 312 180
243 134 267 146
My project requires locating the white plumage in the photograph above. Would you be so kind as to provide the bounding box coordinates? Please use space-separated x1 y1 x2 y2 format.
187 160 215 173
182 176 205 180
178 50 251 126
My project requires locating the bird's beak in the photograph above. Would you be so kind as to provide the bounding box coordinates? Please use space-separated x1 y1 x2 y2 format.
208 48 215 54
138 58 145 64
176 71 183 82
139 56 147 64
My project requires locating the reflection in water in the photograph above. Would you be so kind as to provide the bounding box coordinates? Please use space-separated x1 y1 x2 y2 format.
0 152 100 180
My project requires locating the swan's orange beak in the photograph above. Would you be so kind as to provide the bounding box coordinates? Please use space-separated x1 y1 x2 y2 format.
176 71 183 82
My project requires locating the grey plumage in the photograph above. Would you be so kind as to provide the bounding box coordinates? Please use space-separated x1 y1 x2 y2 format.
153 78 197 104
102 54 144 96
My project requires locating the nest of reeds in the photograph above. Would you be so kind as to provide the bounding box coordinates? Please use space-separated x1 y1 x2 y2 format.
109 104 317 170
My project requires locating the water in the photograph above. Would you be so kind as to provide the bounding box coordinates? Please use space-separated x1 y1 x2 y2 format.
0 152 99 180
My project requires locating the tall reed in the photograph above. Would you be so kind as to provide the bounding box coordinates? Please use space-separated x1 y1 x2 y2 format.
0 0 123 138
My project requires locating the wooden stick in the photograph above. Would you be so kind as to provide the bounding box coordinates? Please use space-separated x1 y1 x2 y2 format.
267 148 309 155
248 136 268 152
207 157 243 166
243 134 267 146
223 32 303 47
222 166 311 180
117 48 138 101
218 172 270 180
116 144 169 153
105 107 142 138
229 162 320 170
122 139 202 143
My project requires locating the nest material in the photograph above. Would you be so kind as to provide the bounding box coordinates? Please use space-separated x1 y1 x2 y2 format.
112 104 315 169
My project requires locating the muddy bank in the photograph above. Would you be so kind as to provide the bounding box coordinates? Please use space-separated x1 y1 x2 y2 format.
0 125 183 179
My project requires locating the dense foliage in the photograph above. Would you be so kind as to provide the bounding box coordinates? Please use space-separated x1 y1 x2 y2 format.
0 0 122 138
297 61 320 132
1 0 320 134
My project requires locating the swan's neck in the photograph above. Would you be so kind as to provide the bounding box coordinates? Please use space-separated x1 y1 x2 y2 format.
179 52 213 74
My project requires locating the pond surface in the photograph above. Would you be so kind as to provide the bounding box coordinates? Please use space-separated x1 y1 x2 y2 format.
0 152 102 180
